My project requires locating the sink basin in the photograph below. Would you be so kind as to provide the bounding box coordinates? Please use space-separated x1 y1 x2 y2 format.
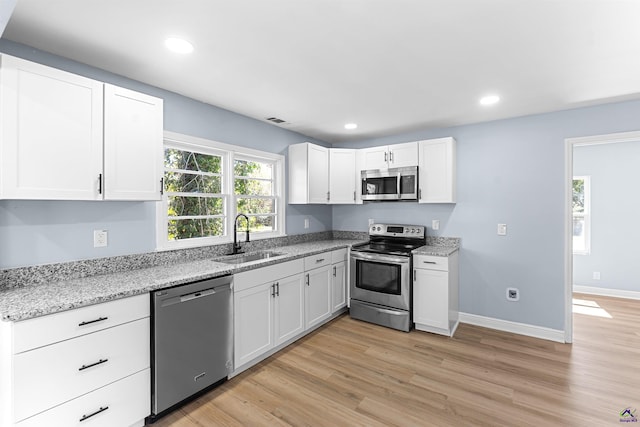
214 251 285 265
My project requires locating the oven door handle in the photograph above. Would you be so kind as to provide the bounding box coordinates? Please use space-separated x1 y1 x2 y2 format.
350 251 410 265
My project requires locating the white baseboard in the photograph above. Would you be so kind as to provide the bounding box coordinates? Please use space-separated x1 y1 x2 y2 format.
459 312 566 343
573 285 640 300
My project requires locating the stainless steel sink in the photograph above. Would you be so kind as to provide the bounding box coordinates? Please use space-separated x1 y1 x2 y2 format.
214 250 285 264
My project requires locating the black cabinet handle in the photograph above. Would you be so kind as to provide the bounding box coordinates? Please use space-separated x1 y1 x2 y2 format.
80 406 109 422
275 282 280 296
98 173 102 194
271 284 276 298
79 358 108 371
78 316 108 327
160 177 164 195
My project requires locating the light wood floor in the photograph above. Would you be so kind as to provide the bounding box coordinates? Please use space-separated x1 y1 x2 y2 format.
153 293 640 426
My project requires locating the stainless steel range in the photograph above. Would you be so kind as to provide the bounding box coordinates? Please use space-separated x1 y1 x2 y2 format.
350 223 426 332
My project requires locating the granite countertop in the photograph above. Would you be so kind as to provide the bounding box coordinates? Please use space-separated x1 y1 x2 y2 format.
0 239 363 322
412 245 459 257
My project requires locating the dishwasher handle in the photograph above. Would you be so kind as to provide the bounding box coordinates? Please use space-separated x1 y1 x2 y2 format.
158 281 232 308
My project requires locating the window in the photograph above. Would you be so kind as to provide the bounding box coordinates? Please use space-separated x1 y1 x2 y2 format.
157 132 285 250
572 176 590 254
234 156 277 234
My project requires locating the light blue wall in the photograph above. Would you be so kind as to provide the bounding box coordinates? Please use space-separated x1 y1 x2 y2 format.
333 100 640 330
573 140 640 292
0 39 332 268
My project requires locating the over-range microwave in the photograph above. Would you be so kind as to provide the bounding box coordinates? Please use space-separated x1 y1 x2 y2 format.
361 166 418 201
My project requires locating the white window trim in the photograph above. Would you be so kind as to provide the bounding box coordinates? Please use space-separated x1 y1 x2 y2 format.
156 131 286 251
572 175 591 255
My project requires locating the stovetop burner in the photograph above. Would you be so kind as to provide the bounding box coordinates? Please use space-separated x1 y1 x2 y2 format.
351 223 426 256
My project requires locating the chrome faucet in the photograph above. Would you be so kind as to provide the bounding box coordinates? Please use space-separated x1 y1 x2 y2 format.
231 213 250 254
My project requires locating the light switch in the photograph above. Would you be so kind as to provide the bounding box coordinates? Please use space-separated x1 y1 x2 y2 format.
497 224 507 236
304 218 310 229
432 220 440 230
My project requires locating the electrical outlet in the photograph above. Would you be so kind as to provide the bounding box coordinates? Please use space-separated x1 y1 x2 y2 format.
497 223 507 236
94 230 108 248
432 220 440 230
368 218 375 226
506 287 519 301
593 272 601 280
304 218 310 229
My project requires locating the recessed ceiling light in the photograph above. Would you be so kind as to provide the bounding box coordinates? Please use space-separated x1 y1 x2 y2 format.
479 95 500 106
344 123 358 130
164 37 194 54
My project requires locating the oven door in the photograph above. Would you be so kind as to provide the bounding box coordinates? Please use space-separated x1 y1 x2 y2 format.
349 251 411 310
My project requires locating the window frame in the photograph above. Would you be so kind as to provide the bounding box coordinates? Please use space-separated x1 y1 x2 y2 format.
156 131 286 251
572 175 591 255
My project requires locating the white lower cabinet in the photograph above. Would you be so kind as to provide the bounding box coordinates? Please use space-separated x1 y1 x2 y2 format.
331 249 348 312
16 369 150 427
233 259 305 370
0 294 150 427
304 253 332 329
413 251 459 336
233 248 350 375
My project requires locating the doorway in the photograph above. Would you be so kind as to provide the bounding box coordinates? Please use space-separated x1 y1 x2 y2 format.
564 130 640 343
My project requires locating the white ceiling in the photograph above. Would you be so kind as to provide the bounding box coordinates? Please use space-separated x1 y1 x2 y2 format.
3 0 640 143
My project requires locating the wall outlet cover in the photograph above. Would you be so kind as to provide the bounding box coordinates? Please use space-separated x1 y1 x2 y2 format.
497 223 507 236
93 230 108 248
506 287 519 301
432 219 440 230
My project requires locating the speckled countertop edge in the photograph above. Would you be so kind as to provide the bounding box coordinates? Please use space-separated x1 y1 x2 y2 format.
0 239 364 322
412 245 459 257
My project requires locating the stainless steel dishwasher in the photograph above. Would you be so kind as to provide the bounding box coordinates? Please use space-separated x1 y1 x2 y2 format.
148 274 233 421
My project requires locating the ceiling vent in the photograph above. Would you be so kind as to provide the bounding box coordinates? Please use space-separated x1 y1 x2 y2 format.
266 117 287 124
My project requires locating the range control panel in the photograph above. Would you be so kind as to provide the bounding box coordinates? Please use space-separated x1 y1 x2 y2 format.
369 223 425 238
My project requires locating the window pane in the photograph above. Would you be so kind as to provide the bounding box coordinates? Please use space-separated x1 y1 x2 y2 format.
165 148 221 173
573 216 586 252
234 159 272 179
168 196 224 217
572 179 585 213
165 172 221 194
246 215 275 233
235 178 273 196
168 218 224 240
236 198 274 215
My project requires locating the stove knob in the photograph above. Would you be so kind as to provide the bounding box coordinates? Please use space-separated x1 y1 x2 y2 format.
376 226 381 231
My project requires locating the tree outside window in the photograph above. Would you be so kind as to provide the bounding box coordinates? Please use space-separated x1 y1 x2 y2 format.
573 176 590 254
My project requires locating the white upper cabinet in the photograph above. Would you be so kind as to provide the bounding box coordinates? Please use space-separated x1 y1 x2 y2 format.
361 141 418 170
0 54 164 201
328 148 356 204
104 84 163 200
418 137 456 203
288 142 329 204
0 54 104 200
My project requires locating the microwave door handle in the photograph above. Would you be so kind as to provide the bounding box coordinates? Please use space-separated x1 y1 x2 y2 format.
397 172 401 199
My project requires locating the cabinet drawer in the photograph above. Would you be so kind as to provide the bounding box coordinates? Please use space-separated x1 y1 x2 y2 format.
331 248 348 264
234 259 304 293
304 252 331 270
413 254 449 271
13 294 149 353
16 369 150 427
13 317 149 422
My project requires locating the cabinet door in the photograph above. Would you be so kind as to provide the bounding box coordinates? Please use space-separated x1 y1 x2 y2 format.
361 146 389 170
274 274 305 346
234 283 274 368
307 144 329 203
329 149 356 204
305 266 332 329
331 261 347 312
413 268 449 330
103 84 163 201
0 55 103 200
418 137 456 203
388 141 418 168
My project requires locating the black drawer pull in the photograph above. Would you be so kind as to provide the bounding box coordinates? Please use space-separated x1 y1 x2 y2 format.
423 261 437 264
79 358 108 371
78 316 108 327
80 406 109 422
